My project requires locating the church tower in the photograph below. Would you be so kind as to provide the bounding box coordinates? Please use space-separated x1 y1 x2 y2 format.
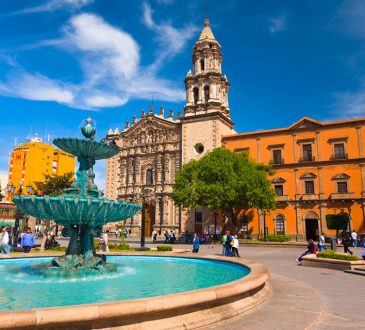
181 18 234 165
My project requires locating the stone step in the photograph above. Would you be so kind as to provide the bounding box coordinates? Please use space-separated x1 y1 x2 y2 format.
344 269 365 276
354 267 365 272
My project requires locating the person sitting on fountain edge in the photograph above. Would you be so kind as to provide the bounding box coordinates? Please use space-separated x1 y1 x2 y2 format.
21 227 35 253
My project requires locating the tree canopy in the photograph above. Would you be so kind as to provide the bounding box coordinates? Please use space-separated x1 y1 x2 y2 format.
34 172 74 197
172 147 276 222
326 214 350 237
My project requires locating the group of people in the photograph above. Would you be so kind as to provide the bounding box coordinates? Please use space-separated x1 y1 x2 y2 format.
191 230 240 257
164 230 176 244
1 226 35 254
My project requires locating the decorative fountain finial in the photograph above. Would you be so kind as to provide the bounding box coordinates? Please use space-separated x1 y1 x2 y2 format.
81 117 96 140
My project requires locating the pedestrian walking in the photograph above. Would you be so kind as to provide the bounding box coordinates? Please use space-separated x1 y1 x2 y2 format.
221 232 227 256
232 235 240 257
164 231 169 243
99 230 109 252
225 231 233 256
192 233 200 253
21 227 35 253
351 230 358 247
343 233 353 255
152 230 157 243
1 226 10 254
296 239 315 262
318 232 327 252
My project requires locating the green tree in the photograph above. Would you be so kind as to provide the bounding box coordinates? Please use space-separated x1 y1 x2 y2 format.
173 147 276 229
34 172 74 251
326 214 350 238
34 172 74 197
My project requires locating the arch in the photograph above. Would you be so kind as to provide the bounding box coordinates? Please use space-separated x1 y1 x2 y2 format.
303 211 319 220
200 59 205 71
204 85 210 104
274 214 285 234
146 168 153 186
193 87 199 105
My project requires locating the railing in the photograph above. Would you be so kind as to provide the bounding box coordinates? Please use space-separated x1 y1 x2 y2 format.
298 156 315 162
276 195 289 202
330 192 354 200
269 158 284 165
330 153 348 160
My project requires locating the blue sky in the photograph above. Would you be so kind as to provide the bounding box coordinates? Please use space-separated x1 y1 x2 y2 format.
0 0 365 189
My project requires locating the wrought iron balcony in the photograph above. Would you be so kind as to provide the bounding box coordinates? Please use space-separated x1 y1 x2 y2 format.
298 156 315 163
269 158 285 165
330 153 348 160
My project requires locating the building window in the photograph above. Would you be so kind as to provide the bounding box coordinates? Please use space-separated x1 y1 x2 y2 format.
204 85 210 104
275 215 285 234
337 181 348 193
302 144 313 161
200 59 205 71
274 185 284 196
305 181 315 194
194 143 204 154
195 211 203 233
333 143 346 160
240 215 249 234
193 87 199 105
272 149 282 164
146 169 153 186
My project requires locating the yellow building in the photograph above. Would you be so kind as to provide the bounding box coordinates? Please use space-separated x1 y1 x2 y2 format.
222 117 365 241
7 135 75 200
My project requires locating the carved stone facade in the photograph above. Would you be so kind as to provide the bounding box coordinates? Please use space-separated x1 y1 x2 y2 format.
106 19 234 236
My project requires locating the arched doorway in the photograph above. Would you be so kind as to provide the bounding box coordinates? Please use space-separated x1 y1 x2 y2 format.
304 211 319 241
144 202 155 238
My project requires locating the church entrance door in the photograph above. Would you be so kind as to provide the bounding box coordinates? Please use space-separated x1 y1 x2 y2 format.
145 204 155 238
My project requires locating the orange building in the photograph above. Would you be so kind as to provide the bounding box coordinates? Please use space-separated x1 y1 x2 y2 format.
7 135 75 201
222 117 365 241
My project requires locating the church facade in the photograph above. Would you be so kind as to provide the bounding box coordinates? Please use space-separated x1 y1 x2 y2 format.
105 19 235 236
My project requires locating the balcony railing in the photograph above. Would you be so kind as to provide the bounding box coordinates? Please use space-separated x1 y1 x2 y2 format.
301 194 318 201
298 156 315 163
276 195 289 202
270 158 284 165
330 192 354 200
330 153 348 160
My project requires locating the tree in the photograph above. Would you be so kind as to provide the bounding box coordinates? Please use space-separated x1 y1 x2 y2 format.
34 172 74 197
326 214 350 238
34 172 74 251
173 147 276 230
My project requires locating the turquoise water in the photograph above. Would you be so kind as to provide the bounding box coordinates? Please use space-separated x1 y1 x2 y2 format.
0 256 250 311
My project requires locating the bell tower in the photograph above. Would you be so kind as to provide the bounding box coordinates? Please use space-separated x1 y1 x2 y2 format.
181 18 234 166
184 18 230 118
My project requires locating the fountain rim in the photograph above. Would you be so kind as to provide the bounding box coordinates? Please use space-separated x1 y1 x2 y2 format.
0 253 270 330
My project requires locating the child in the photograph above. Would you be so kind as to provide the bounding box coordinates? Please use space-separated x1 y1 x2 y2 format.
192 233 200 253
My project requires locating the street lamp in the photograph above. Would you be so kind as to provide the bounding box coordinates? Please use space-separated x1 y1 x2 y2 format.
26 185 35 195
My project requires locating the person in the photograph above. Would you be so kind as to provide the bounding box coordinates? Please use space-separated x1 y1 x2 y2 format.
21 227 35 253
296 239 315 262
343 233 353 255
318 232 327 252
221 232 227 256
164 231 169 243
192 233 200 253
169 230 176 244
224 231 233 256
152 230 157 243
232 235 240 257
1 226 10 254
99 230 109 252
351 230 358 248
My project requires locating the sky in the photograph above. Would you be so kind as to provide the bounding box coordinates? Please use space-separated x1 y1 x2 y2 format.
0 0 365 190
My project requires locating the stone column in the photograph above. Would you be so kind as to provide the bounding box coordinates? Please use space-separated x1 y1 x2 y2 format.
357 126 363 158
295 202 304 241
164 154 170 184
120 159 127 187
198 79 204 104
318 166 324 200
292 134 297 163
294 168 300 200
256 138 261 162
134 157 140 185
319 202 327 233
156 155 163 184
316 131 321 161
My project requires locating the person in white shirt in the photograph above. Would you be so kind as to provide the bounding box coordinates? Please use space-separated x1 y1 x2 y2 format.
351 231 358 248
1 226 10 254
232 235 240 257
318 233 327 252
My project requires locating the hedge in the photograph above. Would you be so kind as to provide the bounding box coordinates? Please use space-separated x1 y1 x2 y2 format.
156 245 173 251
264 234 292 242
317 250 358 261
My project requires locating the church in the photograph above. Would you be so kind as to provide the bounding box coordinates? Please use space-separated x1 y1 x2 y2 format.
105 19 235 236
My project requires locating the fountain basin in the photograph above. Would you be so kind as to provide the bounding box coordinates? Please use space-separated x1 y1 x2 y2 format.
13 196 140 226
0 254 270 329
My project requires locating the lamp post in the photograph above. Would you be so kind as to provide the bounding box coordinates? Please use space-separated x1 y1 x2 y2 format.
263 209 267 241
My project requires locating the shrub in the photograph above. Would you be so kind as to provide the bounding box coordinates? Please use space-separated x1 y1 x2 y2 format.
317 250 358 261
157 245 173 251
116 243 131 250
265 234 292 242
93 241 131 251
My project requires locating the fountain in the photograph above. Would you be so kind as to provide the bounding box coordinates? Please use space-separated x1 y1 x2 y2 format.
12 118 141 270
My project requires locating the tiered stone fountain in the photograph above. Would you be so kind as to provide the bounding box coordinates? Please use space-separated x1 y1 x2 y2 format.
13 118 141 270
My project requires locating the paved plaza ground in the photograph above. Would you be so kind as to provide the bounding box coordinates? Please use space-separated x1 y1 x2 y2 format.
39 238 364 329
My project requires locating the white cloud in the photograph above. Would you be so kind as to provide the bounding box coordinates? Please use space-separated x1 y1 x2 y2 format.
268 15 286 34
142 2 198 70
0 12 186 109
157 0 174 4
15 0 94 14
332 89 365 119
335 0 365 39
0 172 8 191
